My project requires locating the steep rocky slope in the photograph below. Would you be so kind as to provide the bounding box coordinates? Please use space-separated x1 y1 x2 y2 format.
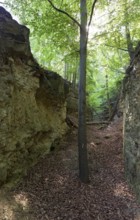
0 7 68 186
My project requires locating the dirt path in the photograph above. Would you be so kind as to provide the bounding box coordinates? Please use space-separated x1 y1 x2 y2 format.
0 119 140 220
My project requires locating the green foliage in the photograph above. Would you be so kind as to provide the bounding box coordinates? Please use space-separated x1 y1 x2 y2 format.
5 0 79 73
3 0 140 115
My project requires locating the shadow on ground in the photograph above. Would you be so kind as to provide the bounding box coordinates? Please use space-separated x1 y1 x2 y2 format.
0 119 140 220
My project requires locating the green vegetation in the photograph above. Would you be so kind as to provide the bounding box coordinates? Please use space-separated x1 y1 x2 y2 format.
4 0 140 116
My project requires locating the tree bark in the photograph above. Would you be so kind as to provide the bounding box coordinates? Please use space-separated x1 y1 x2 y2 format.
78 0 89 183
124 0 134 60
47 0 98 183
125 24 134 60
105 74 111 120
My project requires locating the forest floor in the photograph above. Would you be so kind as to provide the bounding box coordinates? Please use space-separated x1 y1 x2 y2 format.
0 117 140 220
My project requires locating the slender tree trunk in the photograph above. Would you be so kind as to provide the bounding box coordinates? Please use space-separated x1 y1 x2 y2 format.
105 74 111 120
72 57 78 89
124 0 134 60
64 59 67 79
72 71 76 89
125 24 134 60
47 0 98 184
78 0 89 183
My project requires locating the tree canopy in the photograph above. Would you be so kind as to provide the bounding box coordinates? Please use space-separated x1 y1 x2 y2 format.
3 0 140 117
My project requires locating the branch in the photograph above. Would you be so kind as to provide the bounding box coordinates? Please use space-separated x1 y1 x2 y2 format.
88 0 98 28
105 44 128 52
47 0 81 29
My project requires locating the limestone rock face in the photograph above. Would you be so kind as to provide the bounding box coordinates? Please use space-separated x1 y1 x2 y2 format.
0 7 31 59
0 7 68 186
123 44 140 202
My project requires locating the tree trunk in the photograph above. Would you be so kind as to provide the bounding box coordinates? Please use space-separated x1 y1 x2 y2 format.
125 24 134 60
47 0 96 183
124 0 134 60
105 74 111 120
78 0 89 183
64 59 67 79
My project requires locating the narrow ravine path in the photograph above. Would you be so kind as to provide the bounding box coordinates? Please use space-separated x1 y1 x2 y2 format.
0 118 140 220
